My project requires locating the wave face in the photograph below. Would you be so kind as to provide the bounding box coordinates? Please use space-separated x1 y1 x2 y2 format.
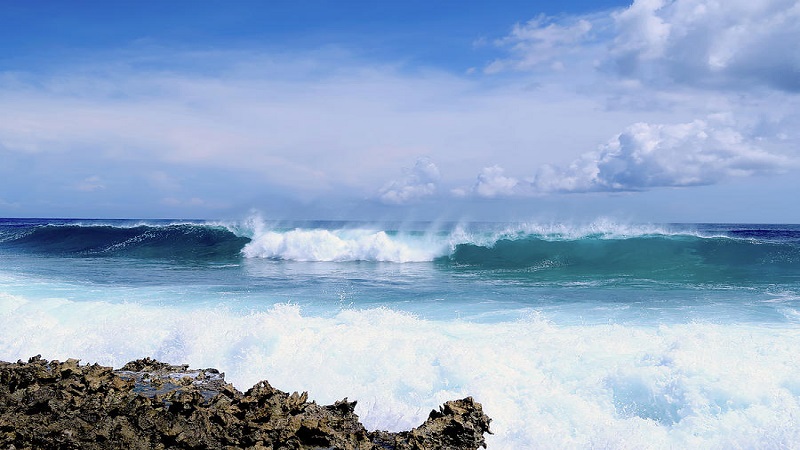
0 220 249 261
443 233 800 283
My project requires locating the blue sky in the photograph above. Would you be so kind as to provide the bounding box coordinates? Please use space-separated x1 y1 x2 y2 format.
1 0 799 222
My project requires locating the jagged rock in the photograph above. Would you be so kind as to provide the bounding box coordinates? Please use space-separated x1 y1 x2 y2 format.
370 398 492 449
0 356 491 449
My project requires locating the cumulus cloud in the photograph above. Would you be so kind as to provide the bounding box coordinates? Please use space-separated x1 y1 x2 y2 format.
489 0 800 92
532 117 792 193
471 165 521 198
3 5 800 219
379 158 441 205
610 0 800 91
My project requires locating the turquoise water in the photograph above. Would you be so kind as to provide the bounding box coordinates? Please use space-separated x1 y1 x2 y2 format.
2 218 800 448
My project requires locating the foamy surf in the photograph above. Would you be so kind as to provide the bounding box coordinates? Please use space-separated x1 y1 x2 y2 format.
241 228 447 262
1 293 799 448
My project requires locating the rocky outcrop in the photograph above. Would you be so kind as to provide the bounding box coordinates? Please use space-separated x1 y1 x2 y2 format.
0 356 491 449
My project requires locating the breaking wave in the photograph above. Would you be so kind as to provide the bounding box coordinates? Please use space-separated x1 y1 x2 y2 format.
2 219 799 284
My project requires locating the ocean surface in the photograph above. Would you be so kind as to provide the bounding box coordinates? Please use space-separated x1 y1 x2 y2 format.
1 217 799 448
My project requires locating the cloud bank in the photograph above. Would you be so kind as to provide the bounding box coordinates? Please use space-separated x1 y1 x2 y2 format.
465 0 800 199
609 0 800 91
455 117 792 198
531 117 792 193
491 0 800 92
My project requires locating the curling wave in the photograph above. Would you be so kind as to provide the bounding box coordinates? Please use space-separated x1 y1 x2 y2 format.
0 221 248 260
2 220 799 284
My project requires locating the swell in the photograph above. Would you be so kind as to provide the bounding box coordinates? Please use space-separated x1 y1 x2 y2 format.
440 234 800 283
0 223 249 261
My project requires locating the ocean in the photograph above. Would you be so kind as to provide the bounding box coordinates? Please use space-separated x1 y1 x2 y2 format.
1 217 799 448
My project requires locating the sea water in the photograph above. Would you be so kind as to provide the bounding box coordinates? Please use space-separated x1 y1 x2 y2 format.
1 217 799 448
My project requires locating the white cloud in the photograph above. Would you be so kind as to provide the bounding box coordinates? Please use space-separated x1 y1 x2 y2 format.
379 157 440 205
486 14 597 73
488 0 800 92
608 0 800 91
471 165 520 198
0 51 618 200
2 7 800 219
532 117 793 193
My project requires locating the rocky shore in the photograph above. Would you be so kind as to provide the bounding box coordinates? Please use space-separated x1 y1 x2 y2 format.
0 356 491 449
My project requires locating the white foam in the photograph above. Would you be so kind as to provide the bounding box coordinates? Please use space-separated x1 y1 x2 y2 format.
2 292 799 448
241 228 448 262
482 218 687 241
231 215 718 263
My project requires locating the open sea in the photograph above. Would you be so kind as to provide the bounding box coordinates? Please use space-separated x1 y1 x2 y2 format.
1 217 799 448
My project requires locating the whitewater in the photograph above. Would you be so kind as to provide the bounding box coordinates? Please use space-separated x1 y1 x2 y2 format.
1 217 800 448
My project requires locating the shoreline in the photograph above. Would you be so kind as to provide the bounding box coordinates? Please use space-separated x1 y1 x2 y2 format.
0 356 491 449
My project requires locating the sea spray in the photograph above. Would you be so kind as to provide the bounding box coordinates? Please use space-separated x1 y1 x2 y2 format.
241 228 446 262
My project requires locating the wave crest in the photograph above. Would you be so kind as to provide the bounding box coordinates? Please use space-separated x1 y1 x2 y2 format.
241 228 446 262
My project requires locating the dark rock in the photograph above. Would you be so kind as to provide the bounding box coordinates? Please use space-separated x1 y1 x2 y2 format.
0 356 491 449
370 398 492 449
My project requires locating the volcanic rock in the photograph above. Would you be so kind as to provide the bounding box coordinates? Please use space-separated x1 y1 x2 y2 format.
0 355 491 449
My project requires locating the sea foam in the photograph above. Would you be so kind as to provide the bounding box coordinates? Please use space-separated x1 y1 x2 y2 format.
241 228 449 262
2 292 799 448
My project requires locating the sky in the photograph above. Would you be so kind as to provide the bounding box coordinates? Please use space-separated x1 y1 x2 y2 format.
1 0 799 222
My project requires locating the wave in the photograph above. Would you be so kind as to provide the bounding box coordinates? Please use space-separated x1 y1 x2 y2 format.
237 220 698 263
444 233 800 278
239 221 800 284
0 221 249 260
2 220 799 281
